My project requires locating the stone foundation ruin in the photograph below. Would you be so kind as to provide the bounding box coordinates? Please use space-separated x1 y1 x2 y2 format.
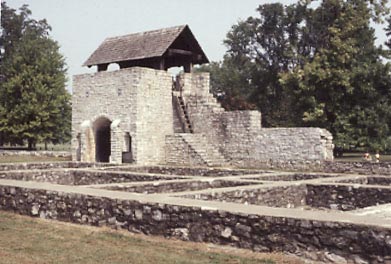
1 161 391 263
71 25 333 167
4 26 387 264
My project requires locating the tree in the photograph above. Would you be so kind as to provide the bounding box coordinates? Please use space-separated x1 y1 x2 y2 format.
0 2 71 149
280 0 391 152
201 0 391 152
201 2 310 127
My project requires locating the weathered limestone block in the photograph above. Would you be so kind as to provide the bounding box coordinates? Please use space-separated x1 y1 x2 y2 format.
72 67 173 165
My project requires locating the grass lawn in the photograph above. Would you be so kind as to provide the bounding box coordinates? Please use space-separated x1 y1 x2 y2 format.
0 155 71 163
0 211 304 264
335 152 391 162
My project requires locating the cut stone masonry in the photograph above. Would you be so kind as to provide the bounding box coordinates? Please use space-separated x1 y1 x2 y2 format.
72 68 333 169
1 162 391 263
72 25 333 168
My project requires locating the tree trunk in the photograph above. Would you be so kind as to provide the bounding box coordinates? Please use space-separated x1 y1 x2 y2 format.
44 142 48 151
28 140 33 150
28 139 36 150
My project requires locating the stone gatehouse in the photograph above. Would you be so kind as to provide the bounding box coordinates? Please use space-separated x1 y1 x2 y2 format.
72 25 333 167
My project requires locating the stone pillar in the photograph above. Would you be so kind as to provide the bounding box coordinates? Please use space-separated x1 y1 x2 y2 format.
80 120 94 162
110 119 123 164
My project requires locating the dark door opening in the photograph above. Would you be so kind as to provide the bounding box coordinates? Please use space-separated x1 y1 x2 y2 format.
94 117 111 162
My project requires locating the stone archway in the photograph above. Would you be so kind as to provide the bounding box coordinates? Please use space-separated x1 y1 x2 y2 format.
93 117 112 162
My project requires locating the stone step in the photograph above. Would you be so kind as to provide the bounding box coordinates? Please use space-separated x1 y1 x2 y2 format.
178 133 228 167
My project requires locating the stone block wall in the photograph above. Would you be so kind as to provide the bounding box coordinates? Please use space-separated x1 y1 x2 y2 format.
0 162 109 171
173 71 334 169
165 135 206 166
72 67 173 165
322 161 391 175
72 68 138 162
135 69 173 165
0 151 71 158
306 184 391 210
186 183 391 211
0 168 183 185
186 185 307 208
0 185 390 263
72 67 333 168
241 128 333 169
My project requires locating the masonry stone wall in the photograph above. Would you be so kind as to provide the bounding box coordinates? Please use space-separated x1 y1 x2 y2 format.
0 168 183 185
179 72 227 154
72 67 333 167
0 162 109 171
0 185 390 263
173 72 334 169
322 161 391 175
0 151 71 158
186 185 308 208
102 180 253 194
246 128 333 168
187 183 391 211
72 67 173 165
135 69 174 164
165 135 206 167
106 166 263 177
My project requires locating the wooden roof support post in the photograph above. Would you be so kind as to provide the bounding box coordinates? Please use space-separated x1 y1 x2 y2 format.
184 62 193 73
159 58 165 71
97 64 108 72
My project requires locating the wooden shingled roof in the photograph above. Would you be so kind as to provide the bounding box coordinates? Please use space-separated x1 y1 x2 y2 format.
83 25 209 69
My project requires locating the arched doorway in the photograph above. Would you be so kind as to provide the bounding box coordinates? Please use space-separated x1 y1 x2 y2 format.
93 117 111 162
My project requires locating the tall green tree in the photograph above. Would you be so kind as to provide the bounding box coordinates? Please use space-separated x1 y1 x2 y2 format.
0 2 71 149
281 0 391 152
201 0 391 152
200 2 310 126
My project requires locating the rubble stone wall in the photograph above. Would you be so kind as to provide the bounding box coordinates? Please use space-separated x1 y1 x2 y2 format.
0 185 389 263
0 169 182 185
0 151 70 158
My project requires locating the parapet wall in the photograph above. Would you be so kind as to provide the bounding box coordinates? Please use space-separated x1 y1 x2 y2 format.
228 127 333 169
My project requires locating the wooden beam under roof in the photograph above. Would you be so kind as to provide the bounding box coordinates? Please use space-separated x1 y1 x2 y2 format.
168 48 193 56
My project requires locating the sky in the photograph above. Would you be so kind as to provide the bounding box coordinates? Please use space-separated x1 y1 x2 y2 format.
2 0 390 92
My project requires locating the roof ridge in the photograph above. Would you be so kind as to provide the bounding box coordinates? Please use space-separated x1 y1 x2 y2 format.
104 25 187 42
82 24 208 68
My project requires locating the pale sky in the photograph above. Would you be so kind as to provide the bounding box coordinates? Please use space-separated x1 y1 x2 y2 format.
2 0 389 92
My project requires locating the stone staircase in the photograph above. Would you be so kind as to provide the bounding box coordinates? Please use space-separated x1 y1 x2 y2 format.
178 133 228 167
173 94 194 133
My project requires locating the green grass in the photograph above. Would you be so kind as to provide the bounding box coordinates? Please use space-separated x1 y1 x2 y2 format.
1 143 71 151
0 155 71 163
34 143 71 151
335 152 391 162
0 211 303 264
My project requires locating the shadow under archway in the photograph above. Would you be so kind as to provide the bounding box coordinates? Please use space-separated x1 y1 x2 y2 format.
94 117 111 162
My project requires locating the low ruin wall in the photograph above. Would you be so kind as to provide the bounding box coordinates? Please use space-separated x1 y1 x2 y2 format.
0 185 390 263
187 183 391 211
0 150 71 158
322 161 391 175
0 169 183 185
0 162 109 171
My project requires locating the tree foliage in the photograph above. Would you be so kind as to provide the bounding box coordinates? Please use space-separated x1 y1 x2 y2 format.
0 2 71 149
200 0 391 152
